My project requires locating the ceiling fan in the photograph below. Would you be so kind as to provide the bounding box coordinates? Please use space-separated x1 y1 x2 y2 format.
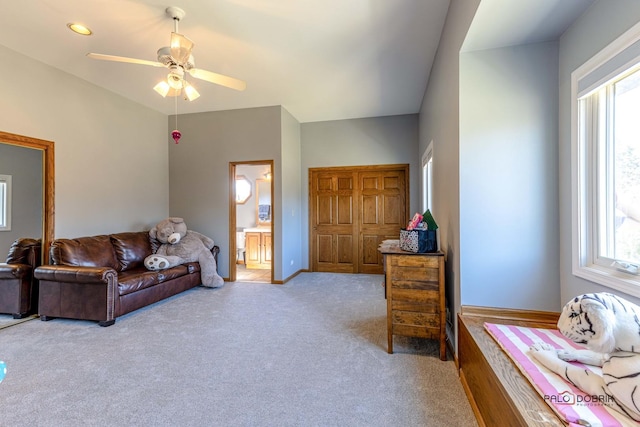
87 6 246 101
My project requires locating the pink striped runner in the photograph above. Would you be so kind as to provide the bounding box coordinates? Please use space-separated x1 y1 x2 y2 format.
484 323 639 427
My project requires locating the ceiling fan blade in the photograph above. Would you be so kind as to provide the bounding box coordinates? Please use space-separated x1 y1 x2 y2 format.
189 68 246 91
170 32 194 64
87 53 164 68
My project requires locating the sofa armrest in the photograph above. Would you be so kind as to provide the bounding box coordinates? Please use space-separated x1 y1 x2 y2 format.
34 265 117 284
36 265 119 326
0 263 31 280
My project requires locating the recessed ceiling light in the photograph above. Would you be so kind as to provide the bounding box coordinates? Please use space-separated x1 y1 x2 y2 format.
67 23 92 36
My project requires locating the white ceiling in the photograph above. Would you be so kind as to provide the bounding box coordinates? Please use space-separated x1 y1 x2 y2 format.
1 0 594 123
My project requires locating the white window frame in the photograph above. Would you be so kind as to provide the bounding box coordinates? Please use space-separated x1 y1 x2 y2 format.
571 21 640 297
0 174 11 231
422 141 434 213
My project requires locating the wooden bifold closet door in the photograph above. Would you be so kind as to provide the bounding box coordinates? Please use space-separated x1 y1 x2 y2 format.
309 164 409 274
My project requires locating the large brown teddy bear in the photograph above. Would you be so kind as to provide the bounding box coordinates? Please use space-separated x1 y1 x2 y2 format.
144 217 224 288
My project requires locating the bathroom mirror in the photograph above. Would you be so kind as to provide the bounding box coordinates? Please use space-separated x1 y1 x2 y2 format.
256 178 271 225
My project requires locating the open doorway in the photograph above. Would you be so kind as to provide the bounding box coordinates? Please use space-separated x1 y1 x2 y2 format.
229 160 274 283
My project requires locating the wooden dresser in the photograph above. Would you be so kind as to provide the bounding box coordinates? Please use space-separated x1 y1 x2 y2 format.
379 242 446 360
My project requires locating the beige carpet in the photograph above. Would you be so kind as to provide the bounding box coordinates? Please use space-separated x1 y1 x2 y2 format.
0 313 37 330
0 272 477 426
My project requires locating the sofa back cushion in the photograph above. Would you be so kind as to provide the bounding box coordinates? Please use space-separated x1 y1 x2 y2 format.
110 231 152 272
50 235 118 269
6 238 41 267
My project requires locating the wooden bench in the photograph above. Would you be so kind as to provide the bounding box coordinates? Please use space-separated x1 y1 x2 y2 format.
457 307 564 427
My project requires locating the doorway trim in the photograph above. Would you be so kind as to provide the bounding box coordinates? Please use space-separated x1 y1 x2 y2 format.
0 131 55 264
228 160 274 283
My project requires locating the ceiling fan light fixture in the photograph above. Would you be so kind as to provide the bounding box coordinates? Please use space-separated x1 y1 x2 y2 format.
184 82 200 101
170 32 194 64
167 68 184 90
153 81 170 97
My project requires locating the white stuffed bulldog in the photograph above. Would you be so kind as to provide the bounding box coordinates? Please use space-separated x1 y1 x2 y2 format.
144 217 224 288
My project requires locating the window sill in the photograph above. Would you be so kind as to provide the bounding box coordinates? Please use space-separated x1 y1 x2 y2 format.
574 264 640 298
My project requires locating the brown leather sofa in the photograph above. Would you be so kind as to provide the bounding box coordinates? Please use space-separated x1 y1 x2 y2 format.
34 231 220 326
0 238 42 318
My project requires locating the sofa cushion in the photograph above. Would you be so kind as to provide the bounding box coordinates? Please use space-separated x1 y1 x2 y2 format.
110 232 152 272
117 265 191 296
50 235 118 269
6 238 41 266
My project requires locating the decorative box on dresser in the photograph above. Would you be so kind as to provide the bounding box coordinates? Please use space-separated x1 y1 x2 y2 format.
379 241 446 360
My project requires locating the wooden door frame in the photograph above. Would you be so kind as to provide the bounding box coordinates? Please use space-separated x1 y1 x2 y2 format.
308 164 409 273
228 160 274 283
0 131 55 264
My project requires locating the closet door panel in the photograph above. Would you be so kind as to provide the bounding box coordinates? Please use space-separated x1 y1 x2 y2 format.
310 165 408 274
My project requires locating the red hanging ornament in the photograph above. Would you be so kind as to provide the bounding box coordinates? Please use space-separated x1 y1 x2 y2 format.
171 129 182 144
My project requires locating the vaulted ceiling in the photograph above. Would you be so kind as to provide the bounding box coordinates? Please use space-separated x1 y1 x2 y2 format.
1 0 593 123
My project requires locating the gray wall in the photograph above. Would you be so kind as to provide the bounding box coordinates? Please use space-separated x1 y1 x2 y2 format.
0 45 169 239
280 108 302 280
167 106 283 279
170 109 415 280
559 0 640 306
423 0 640 356
300 114 420 268
0 144 42 257
460 41 560 311
418 0 480 352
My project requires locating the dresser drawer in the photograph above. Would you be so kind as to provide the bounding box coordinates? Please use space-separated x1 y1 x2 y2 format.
389 278 439 292
390 255 440 269
392 324 441 340
391 296 440 313
389 266 439 283
391 310 439 327
390 289 440 306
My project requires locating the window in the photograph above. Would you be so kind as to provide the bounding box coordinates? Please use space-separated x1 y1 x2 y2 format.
572 23 640 295
0 174 11 231
422 142 433 213
235 175 251 204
